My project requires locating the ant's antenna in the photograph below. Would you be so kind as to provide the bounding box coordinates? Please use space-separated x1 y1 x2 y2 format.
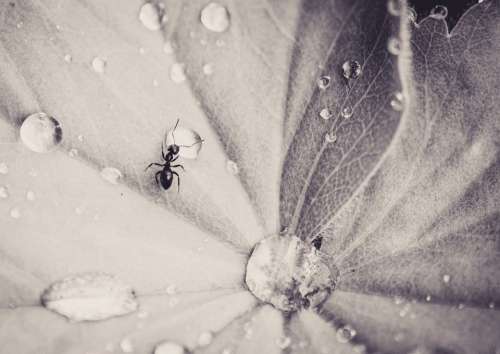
177 139 204 148
171 119 180 146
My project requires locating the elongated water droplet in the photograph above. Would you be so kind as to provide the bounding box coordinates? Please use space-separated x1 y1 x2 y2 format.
390 91 404 111
41 273 138 321
203 63 214 75
430 5 448 20
342 60 362 80
387 0 401 16
276 336 291 349
387 37 401 55
0 162 8 174
154 341 186 354
325 132 337 143
26 190 35 201
100 167 123 185
226 160 239 174
197 331 213 346
317 76 331 90
336 324 356 343
443 274 451 283
319 108 333 120
165 126 203 159
163 41 174 54
120 338 134 353
139 3 166 31
20 113 63 153
200 3 230 32
341 106 353 119
170 63 186 83
92 57 106 73
0 186 9 199
10 207 21 219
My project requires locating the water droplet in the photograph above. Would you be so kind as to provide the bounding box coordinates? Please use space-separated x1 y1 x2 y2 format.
153 79 159 87
478 0 484 3
244 322 253 339
394 332 405 342
154 341 186 354
200 3 230 32
139 3 167 31
336 324 356 343
387 0 401 16
16 21 23 29
457 303 465 309
341 106 353 119
0 186 9 199
170 63 186 83
197 331 213 346
139 47 146 55
342 60 362 80
64 54 72 63
425 295 432 302
394 296 404 305
92 57 106 73
100 167 123 185
20 113 63 153
325 132 337 143
226 160 239 174
408 7 418 23
120 338 134 353
317 76 331 90
137 310 149 319
489 302 495 309
68 148 78 157
77 134 84 142
203 63 214 75
390 91 404 111
319 108 333 120
430 5 448 20
163 41 174 54
276 336 291 349
26 190 35 201
443 274 451 283
0 162 8 174
165 126 203 159
41 273 138 321
387 37 401 55
10 207 21 219
75 207 83 215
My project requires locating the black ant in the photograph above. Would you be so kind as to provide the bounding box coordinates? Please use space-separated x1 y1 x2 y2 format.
145 119 202 192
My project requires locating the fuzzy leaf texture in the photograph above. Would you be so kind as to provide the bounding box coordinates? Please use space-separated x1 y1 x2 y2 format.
0 0 499 354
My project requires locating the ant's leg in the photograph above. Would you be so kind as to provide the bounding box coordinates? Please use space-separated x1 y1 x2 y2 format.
171 164 185 171
145 163 164 171
155 171 161 186
171 155 179 162
172 171 180 192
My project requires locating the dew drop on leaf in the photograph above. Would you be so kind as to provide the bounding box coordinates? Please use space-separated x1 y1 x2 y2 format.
9 207 20 219
163 41 174 54
100 167 123 185
387 0 402 16
64 54 72 63
226 159 239 174
341 106 353 119
170 62 186 83
20 113 63 153
120 338 134 353
200 2 230 33
317 75 331 90
154 341 186 354
0 162 8 174
336 324 357 343
197 331 213 346
165 126 203 159
390 91 404 111
0 185 9 199
202 63 214 75
325 132 337 143
387 37 401 55
443 274 451 283
276 336 292 349
342 60 362 80
91 57 106 73
41 273 138 321
430 5 448 20
319 108 333 120
26 190 35 201
139 2 166 31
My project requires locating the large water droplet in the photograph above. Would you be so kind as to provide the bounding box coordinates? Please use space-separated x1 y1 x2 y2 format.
200 3 230 32
92 57 106 73
387 37 401 55
0 185 9 199
336 324 356 343
139 3 167 31
325 132 337 143
341 106 353 119
170 63 186 83
100 167 123 185
342 60 362 80
20 113 63 153
154 341 186 354
10 207 21 219
319 108 333 120
317 76 331 90
430 5 448 20
120 338 134 353
390 91 404 111
0 162 8 174
226 159 239 174
165 125 203 159
197 331 213 346
387 0 401 16
41 273 138 321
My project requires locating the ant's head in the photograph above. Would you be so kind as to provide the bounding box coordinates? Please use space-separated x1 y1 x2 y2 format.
168 144 180 155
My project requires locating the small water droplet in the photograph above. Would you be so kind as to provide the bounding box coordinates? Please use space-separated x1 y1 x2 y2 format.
64 54 72 63
276 336 291 349
75 207 83 215
20 113 63 153
154 341 186 354
226 160 239 174
92 57 106 73
489 302 495 309
68 148 78 157
170 63 186 83
139 47 146 55
77 134 84 142
153 79 159 87
325 132 337 143
317 76 331 90
26 190 35 201
443 274 451 283
341 106 353 119
165 126 203 159
394 296 404 305
0 162 8 174
139 3 167 31
387 0 401 16
165 284 177 295
10 207 21 219
137 310 149 319
425 295 432 302
394 332 405 342
216 39 225 47
168 297 179 307
430 5 448 20
387 37 401 55
319 108 333 120
457 303 465 310
200 2 230 32
100 167 123 185
120 338 134 353
244 322 253 339
163 41 174 54
336 324 356 343
203 63 214 75
390 91 404 111
197 331 213 346
0 186 9 199
342 60 362 80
